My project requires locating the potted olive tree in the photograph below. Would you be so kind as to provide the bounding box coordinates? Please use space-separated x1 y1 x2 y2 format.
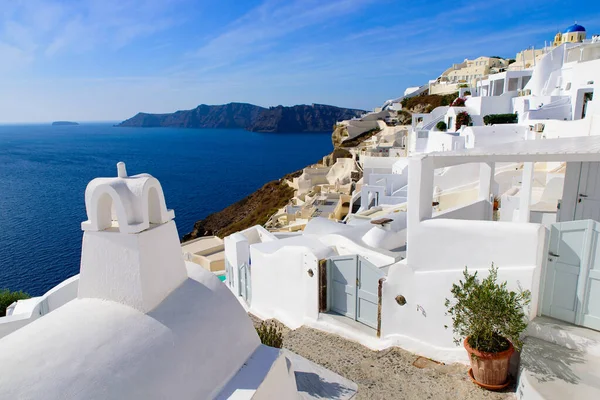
445 265 531 390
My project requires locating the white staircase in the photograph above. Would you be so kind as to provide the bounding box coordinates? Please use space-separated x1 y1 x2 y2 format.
517 317 600 400
420 113 445 131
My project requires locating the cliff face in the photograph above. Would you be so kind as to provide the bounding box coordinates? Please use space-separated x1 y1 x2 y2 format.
118 102 364 133
182 173 299 241
118 102 263 129
249 104 364 133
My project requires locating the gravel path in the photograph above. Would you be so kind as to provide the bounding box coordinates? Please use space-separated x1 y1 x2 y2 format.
251 316 516 400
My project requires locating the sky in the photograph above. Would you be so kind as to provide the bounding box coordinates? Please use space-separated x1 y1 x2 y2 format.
0 0 598 123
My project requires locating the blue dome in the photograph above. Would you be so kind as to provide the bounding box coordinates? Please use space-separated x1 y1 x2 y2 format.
565 24 585 33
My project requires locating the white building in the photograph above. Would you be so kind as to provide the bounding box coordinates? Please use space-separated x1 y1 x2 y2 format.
0 163 356 399
224 27 600 399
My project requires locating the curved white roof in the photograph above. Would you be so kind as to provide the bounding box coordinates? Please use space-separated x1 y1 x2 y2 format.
0 263 260 399
0 164 263 399
303 217 351 235
361 212 407 251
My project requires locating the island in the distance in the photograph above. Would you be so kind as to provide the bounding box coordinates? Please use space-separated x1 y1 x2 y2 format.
117 102 365 133
52 121 79 126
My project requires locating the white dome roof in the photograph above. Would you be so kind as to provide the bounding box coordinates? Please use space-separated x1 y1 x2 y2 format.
0 263 261 400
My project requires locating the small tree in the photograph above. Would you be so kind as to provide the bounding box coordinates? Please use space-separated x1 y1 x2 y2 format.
436 121 447 131
0 289 30 317
455 111 471 130
445 265 531 353
256 321 284 348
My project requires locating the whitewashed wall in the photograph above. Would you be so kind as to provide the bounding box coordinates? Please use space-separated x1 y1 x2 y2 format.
460 125 527 149
466 91 516 117
379 218 546 363
249 241 333 329
381 259 541 363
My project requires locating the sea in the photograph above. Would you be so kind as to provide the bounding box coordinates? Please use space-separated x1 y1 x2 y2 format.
0 123 333 296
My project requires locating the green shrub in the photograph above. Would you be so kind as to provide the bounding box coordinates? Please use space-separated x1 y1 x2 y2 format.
483 113 518 125
464 91 471 96
455 111 471 130
436 121 447 131
444 265 531 353
458 84 468 88
0 289 30 317
256 321 284 348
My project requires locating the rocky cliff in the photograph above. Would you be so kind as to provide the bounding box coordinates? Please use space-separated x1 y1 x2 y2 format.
249 104 363 133
182 171 301 241
118 102 364 133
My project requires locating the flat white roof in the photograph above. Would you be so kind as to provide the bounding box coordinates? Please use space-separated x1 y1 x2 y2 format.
424 136 600 168
181 236 223 254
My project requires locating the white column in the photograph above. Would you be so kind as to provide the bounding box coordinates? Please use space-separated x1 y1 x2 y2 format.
479 162 495 200
479 162 495 220
407 155 434 231
407 155 435 263
518 162 535 222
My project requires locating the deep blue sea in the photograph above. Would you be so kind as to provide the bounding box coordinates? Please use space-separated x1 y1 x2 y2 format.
0 124 332 296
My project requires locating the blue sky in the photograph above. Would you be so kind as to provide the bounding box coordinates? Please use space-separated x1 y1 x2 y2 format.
0 0 598 123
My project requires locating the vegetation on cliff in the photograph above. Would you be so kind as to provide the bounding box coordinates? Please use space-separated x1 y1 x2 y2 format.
182 177 298 241
118 102 364 133
339 127 381 148
401 92 458 113
396 110 412 125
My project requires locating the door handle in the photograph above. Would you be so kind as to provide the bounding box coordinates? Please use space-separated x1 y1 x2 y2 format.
549 252 560 257
579 194 588 197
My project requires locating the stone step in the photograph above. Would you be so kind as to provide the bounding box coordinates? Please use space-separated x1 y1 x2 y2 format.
526 316 600 357
517 336 600 400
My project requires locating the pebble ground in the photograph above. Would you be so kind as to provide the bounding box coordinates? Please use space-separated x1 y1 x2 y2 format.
251 315 516 400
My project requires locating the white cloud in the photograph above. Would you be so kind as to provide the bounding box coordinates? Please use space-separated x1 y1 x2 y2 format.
0 0 187 64
188 0 379 69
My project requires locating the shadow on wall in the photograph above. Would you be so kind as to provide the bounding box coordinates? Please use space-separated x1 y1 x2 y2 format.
521 337 585 384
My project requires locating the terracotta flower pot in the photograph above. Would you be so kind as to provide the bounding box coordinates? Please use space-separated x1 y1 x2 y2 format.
464 337 514 388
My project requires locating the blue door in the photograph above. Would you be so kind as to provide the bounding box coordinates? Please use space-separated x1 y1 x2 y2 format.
329 256 357 318
543 219 600 330
329 256 384 329
581 222 600 330
357 257 385 329
542 220 588 323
